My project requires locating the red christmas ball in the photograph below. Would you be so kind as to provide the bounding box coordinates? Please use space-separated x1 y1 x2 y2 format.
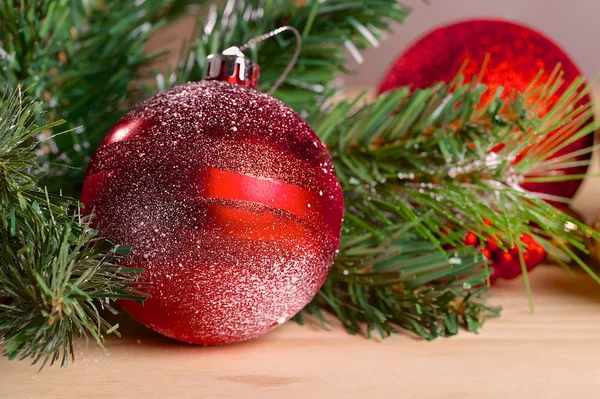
81 80 344 345
378 19 593 201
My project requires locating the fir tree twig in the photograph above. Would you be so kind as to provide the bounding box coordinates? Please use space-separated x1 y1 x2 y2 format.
0 88 145 369
302 72 598 336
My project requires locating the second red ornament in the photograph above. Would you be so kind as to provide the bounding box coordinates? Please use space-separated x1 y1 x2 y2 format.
378 19 594 202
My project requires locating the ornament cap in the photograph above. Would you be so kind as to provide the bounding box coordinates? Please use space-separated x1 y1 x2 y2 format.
206 46 260 88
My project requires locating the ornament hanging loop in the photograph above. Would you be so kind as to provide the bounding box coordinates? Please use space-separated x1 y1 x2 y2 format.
239 26 302 95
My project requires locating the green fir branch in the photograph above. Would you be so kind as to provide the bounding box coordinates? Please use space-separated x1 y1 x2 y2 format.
315 75 600 254
1 0 406 195
299 226 500 339
0 88 145 369
303 73 599 335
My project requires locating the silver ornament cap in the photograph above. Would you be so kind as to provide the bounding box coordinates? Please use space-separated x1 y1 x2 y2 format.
206 46 260 88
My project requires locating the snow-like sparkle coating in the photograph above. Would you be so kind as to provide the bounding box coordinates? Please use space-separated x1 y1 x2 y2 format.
81 81 344 345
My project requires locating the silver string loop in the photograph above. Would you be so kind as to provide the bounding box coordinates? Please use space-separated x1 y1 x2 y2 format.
239 26 302 95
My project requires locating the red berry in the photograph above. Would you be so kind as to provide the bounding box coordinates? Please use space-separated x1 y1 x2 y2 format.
464 231 479 246
485 236 499 251
480 248 491 260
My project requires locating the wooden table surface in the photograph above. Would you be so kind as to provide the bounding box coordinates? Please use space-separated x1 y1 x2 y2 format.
2 265 600 399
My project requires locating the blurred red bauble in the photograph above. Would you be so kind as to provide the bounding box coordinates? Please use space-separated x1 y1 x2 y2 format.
378 19 593 201
81 80 344 345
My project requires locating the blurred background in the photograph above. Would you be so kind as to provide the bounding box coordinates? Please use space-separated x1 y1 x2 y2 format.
148 0 600 221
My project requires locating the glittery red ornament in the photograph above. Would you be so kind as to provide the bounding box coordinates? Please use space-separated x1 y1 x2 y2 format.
378 19 593 201
81 77 344 344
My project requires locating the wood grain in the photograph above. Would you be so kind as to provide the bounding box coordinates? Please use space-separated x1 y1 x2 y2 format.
2 266 600 399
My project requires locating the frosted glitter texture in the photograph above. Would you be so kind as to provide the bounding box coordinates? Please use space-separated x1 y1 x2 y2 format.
378 19 593 201
81 81 344 345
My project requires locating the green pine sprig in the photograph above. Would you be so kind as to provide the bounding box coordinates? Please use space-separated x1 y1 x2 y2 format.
298 229 499 339
0 88 145 369
317 72 600 252
304 71 599 334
